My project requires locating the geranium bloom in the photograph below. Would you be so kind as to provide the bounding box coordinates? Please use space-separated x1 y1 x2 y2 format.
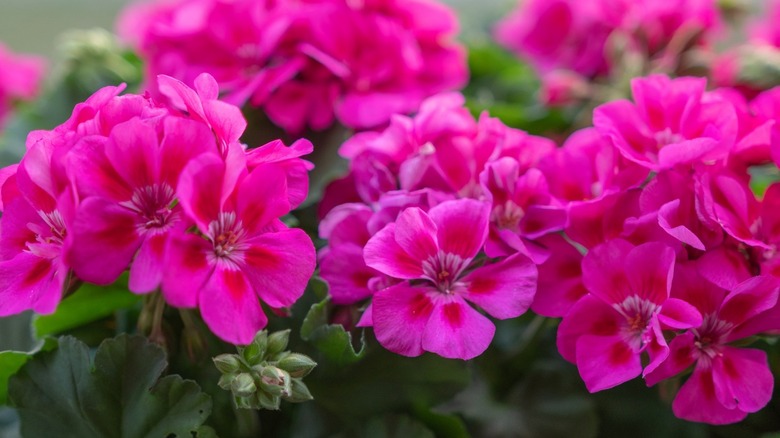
594 75 737 171
362 198 537 360
0 43 45 130
163 153 315 344
557 239 701 392
647 267 780 424
119 0 467 133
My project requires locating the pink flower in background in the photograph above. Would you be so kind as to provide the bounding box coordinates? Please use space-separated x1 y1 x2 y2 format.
594 75 737 171
118 0 467 133
362 198 537 359
647 266 780 424
557 239 701 392
163 153 315 344
0 43 45 130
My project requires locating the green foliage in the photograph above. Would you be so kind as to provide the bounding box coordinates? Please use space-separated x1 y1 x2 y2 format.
32 277 141 338
9 335 212 438
332 414 436 438
300 294 366 366
0 337 57 406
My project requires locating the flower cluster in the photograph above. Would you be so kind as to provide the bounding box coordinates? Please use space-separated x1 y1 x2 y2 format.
0 43 45 130
117 0 467 134
320 75 780 424
318 92 545 360
0 73 316 345
495 0 721 106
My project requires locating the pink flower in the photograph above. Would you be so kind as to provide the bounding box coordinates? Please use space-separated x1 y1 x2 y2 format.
0 43 45 130
119 0 467 133
647 266 780 424
531 234 587 318
162 153 315 344
362 198 537 359
64 117 219 292
557 239 701 392
594 75 737 171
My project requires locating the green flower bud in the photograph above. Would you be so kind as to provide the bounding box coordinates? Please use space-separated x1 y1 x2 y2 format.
213 354 242 374
257 391 281 411
241 331 268 364
285 378 314 403
266 330 290 356
234 395 253 410
231 373 257 397
276 353 317 378
217 373 236 390
259 366 291 398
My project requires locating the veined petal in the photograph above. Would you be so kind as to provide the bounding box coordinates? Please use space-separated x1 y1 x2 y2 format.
67 197 142 285
105 119 160 190
178 154 224 233
161 231 212 308
421 296 495 360
625 242 675 304
719 276 780 327
237 163 291 234
673 366 747 425
576 334 642 392
364 223 424 279
200 266 268 345
460 253 537 319
241 228 315 309
712 347 773 413
428 198 489 259
393 207 439 262
0 252 63 316
658 298 702 330
372 283 435 357
128 233 167 294
556 294 623 363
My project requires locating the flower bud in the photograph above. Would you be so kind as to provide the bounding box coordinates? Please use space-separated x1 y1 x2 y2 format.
230 373 257 397
266 330 290 356
257 391 281 411
285 378 314 403
217 373 236 390
213 354 242 374
241 331 268 364
277 353 317 378
259 366 292 398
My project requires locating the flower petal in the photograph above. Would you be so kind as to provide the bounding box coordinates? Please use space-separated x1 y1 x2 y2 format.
713 347 773 413
371 284 435 357
673 366 747 425
460 253 537 319
200 267 267 345
364 223 424 279
428 198 489 259
161 231 212 308
576 334 642 392
422 296 495 360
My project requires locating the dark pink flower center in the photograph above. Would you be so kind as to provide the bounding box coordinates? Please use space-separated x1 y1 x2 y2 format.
421 251 470 293
120 184 176 233
26 210 67 258
692 313 733 363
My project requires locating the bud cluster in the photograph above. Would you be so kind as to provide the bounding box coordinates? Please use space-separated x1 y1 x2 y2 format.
213 330 317 410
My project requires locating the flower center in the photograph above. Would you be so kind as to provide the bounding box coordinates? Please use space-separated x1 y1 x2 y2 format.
120 184 176 233
615 295 658 344
421 251 470 293
492 201 524 231
654 128 684 148
208 212 247 262
692 313 733 361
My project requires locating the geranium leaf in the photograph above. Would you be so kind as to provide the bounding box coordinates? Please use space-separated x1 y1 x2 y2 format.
300 288 365 366
9 334 211 438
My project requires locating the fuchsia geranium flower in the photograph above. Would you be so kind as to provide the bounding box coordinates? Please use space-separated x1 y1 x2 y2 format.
557 239 702 392
119 0 467 133
594 75 737 171
362 198 537 360
646 266 780 424
0 43 45 130
163 153 315 344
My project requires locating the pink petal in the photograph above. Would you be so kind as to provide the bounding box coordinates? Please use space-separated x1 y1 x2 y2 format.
393 207 439 262
624 242 676 304
658 298 702 330
576 334 642 392
719 276 780 327
161 231 212 308
199 267 268 345
644 332 696 387
421 296 495 360
128 233 167 294
241 228 315 309
372 284 435 357
713 347 774 413
581 238 633 305
237 164 291 234
673 366 747 425
67 197 142 285
0 252 63 316
177 154 225 232
532 234 586 317
556 294 623 363
428 199 489 259
159 117 218 188
460 253 537 319
364 223 424 279
104 119 160 190
320 244 376 305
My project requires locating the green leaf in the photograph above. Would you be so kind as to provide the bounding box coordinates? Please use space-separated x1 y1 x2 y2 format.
300 292 365 366
33 278 141 338
0 337 57 405
9 334 212 438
